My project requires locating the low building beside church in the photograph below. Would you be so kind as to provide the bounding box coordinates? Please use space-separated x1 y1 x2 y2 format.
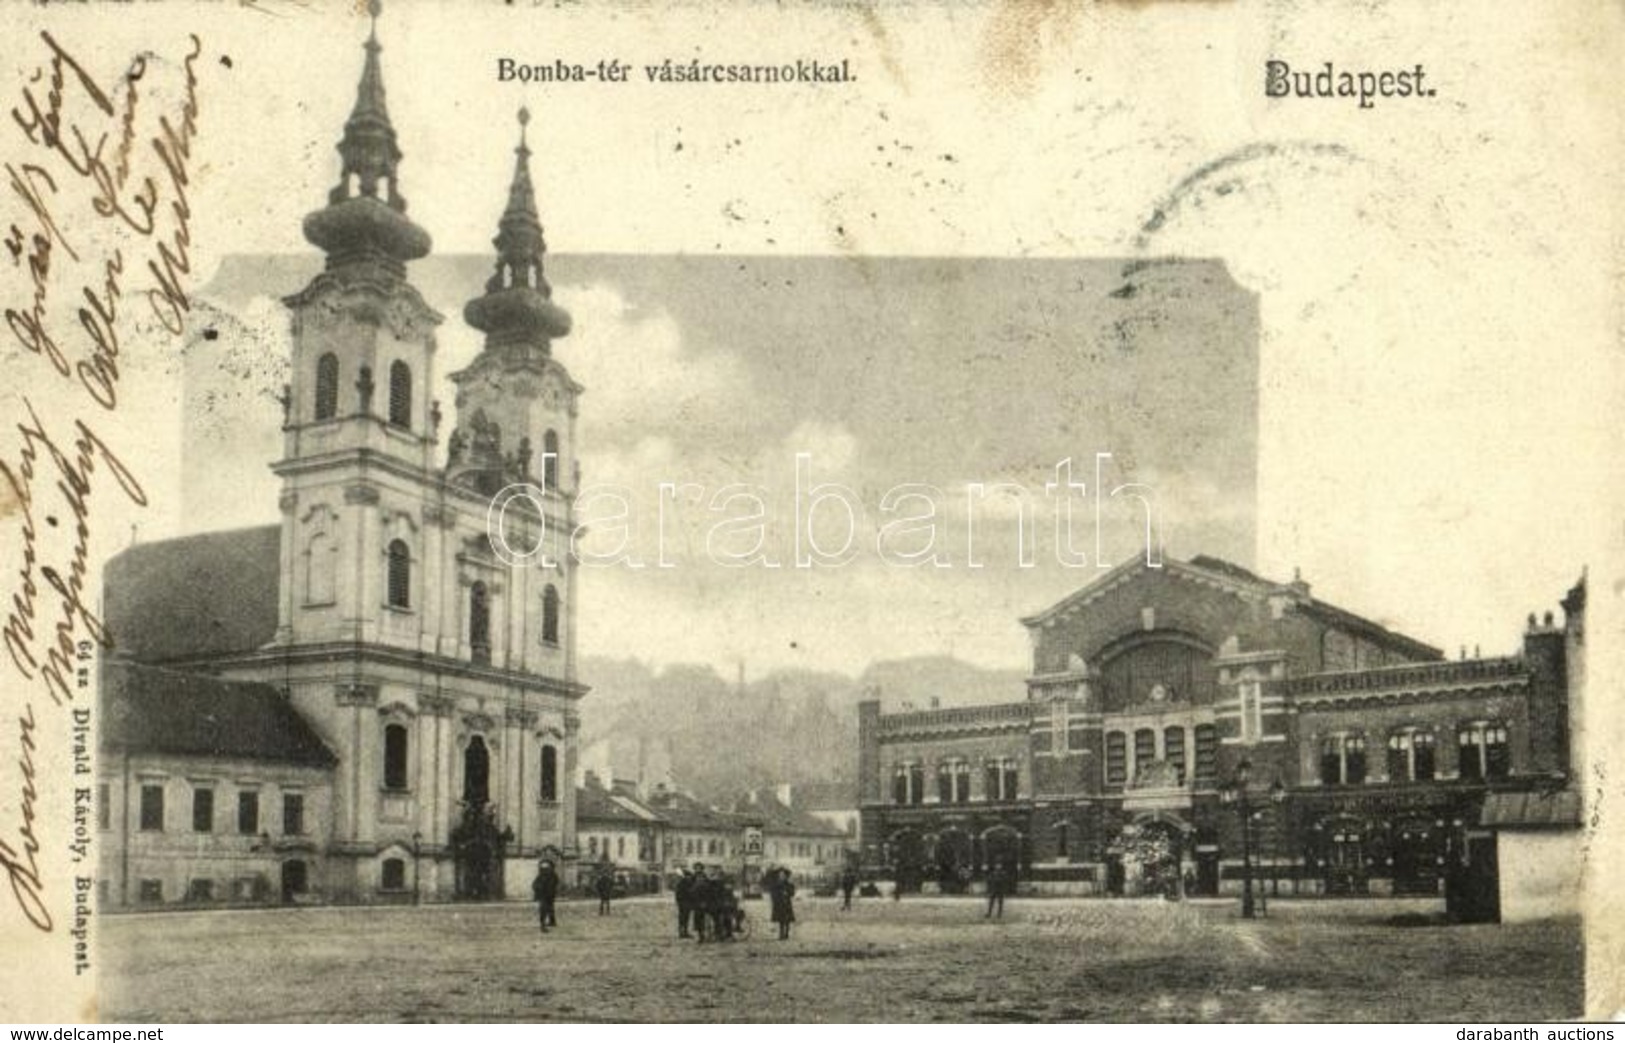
858 555 1583 917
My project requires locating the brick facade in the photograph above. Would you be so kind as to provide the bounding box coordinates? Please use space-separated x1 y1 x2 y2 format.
858 556 1581 899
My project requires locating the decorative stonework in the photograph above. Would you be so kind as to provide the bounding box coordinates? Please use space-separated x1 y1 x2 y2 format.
279 490 299 513
505 708 538 729
422 503 458 529
419 694 455 717
344 484 381 505
335 683 380 707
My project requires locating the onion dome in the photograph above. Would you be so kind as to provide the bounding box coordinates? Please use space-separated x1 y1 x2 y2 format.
301 0 431 277
463 108 572 351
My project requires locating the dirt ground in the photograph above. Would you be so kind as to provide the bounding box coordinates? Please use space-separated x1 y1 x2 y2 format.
96 894 1582 1023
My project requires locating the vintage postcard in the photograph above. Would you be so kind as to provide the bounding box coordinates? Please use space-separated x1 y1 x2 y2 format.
0 0 1620 1024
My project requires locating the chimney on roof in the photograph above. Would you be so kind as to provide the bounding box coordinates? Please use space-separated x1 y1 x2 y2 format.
776 782 793 805
929 696 941 709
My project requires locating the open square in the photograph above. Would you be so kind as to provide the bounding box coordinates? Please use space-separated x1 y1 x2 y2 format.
98 896 1581 1023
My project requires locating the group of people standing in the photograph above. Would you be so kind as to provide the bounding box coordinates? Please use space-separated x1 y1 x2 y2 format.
672 864 799 941
535 859 1015 938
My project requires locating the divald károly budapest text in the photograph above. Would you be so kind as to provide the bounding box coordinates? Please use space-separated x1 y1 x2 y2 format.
497 57 855 85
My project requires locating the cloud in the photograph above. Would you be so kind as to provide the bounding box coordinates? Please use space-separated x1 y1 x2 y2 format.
554 282 753 449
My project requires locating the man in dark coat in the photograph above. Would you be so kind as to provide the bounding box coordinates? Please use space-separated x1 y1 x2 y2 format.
768 867 797 940
674 866 695 938
986 861 1012 919
531 859 559 932
839 866 858 911
595 864 615 915
690 863 712 942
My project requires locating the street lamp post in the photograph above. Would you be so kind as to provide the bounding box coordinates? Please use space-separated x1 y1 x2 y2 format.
412 830 423 906
1220 758 1257 919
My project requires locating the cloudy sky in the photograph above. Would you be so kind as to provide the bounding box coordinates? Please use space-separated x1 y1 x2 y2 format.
187 252 1256 675
31 1 1616 677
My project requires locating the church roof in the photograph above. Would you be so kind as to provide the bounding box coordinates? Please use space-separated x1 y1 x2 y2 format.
104 525 281 663
732 792 847 838
576 780 654 825
101 660 337 768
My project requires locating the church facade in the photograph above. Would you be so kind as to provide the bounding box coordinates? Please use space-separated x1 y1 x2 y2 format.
98 12 588 906
858 556 1582 913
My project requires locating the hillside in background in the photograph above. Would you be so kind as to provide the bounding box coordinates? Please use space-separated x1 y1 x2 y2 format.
577 655 1028 802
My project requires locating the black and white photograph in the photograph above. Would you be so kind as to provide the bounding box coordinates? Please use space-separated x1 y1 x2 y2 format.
0 0 1619 1026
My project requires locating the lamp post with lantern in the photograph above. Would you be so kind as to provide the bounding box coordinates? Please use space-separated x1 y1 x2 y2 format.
412 830 422 905
1218 758 1288 919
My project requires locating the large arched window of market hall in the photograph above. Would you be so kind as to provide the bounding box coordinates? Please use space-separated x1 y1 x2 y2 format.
387 539 411 608
388 360 411 428
1096 634 1218 712
314 352 339 420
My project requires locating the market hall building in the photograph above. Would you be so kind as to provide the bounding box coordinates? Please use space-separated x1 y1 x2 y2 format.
857 555 1582 916
97 10 591 907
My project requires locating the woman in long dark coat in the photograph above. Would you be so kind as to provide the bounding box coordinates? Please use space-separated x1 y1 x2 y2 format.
769 868 797 940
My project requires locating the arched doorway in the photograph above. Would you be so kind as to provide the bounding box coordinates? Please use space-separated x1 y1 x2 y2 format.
1118 817 1184 897
981 825 1023 885
280 860 307 904
452 735 508 900
889 829 927 893
935 828 973 893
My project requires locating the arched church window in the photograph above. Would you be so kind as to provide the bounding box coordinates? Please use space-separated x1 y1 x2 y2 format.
464 736 490 805
315 353 339 420
383 723 409 791
388 360 411 428
540 744 558 803
387 539 411 608
469 582 491 664
543 429 560 490
542 584 560 645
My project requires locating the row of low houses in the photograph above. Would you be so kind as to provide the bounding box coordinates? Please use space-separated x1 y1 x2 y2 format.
574 776 854 894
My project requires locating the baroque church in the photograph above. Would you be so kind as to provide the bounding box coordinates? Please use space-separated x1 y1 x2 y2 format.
97 9 587 906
